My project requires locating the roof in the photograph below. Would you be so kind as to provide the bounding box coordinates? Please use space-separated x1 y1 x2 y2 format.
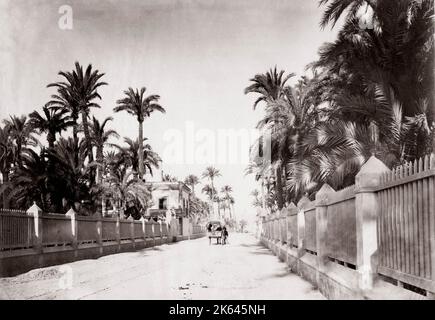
144 181 191 193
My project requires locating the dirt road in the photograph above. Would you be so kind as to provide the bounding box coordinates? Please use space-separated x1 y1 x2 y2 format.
0 233 324 300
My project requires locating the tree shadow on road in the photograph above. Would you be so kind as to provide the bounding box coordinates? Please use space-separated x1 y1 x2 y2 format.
249 248 274 255
238 243 263 248
255 266 292 280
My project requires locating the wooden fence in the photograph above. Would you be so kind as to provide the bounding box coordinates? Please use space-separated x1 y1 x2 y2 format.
377 155 435 292
0 207 206 252
0 209 33 250
0 206 206 277
326 185 357 267
261 154 435 298
304 205 317 254
287 211 298 248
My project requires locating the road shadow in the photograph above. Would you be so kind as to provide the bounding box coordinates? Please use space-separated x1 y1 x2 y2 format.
249 248 273 256
238 243 262 248
256 266 292 281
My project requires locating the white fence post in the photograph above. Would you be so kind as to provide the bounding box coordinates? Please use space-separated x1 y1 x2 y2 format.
140 217 146 242
315 184 335 274
115 215 121 251
96 215 103 255
27 202 43 255
128 215 135 249
66 208 78 257
355 156 390 291
296 203 305 258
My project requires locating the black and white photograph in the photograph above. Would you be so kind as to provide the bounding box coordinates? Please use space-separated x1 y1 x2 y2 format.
0 0 434 303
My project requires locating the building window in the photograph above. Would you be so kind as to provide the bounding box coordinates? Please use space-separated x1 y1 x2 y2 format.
159 198 167 210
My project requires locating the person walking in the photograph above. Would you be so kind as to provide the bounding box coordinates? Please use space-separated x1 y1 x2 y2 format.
207 223 213 245
221 226 229 245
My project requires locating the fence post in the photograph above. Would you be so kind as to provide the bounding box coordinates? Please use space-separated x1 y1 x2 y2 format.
277 211 281 243
27 202 43 255
355 155 390 291
279 207 288 242
295 201 305 258
159 221 164 243
262 217 266 239
66 208 78 257
273 213 279 242
315 184 335 274
151 221 156 246
96 215 103 255
115 215 121 251
140 217 146 242
128 216 135 249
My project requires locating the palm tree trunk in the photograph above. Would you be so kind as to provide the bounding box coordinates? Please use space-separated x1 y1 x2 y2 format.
16 143 22 168
228 202 232 219
47 132 55 150
46 131 56 211
283 165 288 205
96 148 104 185
72 117 79 165
1 170 9 209
72 122 78 145
96 147 104 217
81 111 95 182
261 178 267 215
138 120 144 180
210 178 215 217
276 166 284 210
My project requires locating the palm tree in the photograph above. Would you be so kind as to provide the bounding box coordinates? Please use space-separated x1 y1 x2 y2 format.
47 137 97 213
221 185 233 219
48 62 108 181
228 196 235 221
316 0 434 141
3 115 37 168
244 66 295 110
4 149 49 210
201 184 216 201
104 170 151 218
88 116 119 185
121 137 161 179
28 106 74 149
239 219 248 233
162 174 178 182
305 0 434 165
245 160 273 213
213 195 223 218
251 190 262 208
0 125 15 208
46 79 80 146
184 174 199 194
219 195 228 217
201 167 221 216
114 87 165 179
245 68 296 209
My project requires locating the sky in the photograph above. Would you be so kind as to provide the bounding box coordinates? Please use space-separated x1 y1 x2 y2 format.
0 0 339 223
